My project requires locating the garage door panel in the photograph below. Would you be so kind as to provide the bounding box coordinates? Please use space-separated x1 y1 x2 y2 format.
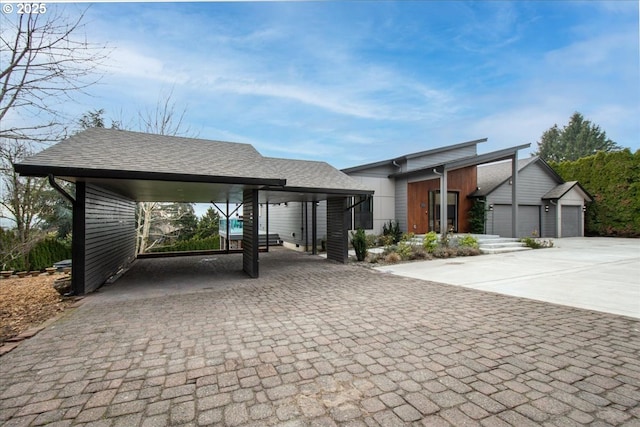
488 205 540 238
561 205 581 237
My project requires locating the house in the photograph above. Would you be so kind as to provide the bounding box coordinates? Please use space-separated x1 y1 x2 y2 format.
266 139 592 249
473 157 592 238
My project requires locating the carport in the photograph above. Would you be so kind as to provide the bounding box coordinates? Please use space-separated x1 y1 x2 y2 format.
14 128 373 295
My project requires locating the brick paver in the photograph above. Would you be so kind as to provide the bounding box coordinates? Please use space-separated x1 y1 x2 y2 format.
1 249 639 426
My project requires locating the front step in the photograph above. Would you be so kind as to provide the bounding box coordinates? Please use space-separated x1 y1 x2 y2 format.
405 234 530 254
475 235 530 254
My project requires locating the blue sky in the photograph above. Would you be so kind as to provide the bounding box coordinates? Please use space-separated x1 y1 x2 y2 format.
9 1 640 169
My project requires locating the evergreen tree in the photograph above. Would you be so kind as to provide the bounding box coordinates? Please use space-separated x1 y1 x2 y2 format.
535 112 620 162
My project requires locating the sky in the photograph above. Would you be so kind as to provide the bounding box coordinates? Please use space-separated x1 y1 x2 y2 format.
3 0 639 171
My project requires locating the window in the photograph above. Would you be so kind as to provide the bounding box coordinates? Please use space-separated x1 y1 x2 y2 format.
428 191 459 232
353 196 373 230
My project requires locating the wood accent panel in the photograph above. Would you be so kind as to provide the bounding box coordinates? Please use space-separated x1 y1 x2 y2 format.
242 189 259 278
407 166 477 233
326 197 348 263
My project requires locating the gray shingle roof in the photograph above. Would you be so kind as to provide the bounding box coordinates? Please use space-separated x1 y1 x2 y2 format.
18 128 279 180
15 128 372 201
542 181 593 201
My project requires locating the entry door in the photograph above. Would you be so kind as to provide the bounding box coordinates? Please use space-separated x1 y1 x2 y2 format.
429 191 459 233
407 182 429 233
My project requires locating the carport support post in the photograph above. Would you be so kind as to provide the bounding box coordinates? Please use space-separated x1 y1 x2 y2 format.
326 197 349 263
242 189 259 278
512 152 519 238
312 201 318 255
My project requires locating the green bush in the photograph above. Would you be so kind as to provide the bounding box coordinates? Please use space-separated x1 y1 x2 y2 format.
382 220 402 244
365 234 378 248
151 236 220 252
520 237 554 249
28 238 72 270
456 235 479 249
550 149 640 237
468 200 487 234
422 231 438 253
350 228 368 262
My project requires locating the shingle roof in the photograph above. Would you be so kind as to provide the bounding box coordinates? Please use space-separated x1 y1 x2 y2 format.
17 128 279 180
542 181 592 201
15 128 372 202
264 157 370 192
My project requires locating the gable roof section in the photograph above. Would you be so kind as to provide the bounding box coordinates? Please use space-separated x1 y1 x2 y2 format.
15 128 372 203
474 156 563 197
542 181 593 202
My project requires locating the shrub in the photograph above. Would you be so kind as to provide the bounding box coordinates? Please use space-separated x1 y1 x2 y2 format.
350 228 368 261
456 235 479 249
151 236 220 252
422 231 438 253
520 237 554 249
379 234 395 247
382 220 402 244
384 252 401 264
468 200 487 234
433 246 457 258
396 241 413 260
456 246 481 257
365 234 378 248
28 238 72 270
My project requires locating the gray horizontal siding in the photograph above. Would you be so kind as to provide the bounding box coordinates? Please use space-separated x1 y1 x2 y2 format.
394 178 408 232
489 164 559 205
263 201 326 249
83 184 136 293
407 145 477 170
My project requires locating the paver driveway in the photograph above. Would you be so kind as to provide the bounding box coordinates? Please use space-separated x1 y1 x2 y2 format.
1 248 639 426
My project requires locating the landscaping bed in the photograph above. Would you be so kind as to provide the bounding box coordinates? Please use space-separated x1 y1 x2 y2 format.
0 274 73 344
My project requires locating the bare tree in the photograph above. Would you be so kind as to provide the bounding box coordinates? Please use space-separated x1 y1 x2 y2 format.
134 89 195 254
0 141 56 268
0 7 108 142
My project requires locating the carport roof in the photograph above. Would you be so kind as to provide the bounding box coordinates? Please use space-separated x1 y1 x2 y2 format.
14 128 372 203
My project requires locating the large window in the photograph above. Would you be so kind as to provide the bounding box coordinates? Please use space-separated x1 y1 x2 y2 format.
353 196 373 230
428 191 459 232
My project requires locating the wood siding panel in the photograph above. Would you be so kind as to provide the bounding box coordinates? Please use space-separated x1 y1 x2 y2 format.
83 184 136 293
326 197 348 263
242 189 259 277
406 166 477 233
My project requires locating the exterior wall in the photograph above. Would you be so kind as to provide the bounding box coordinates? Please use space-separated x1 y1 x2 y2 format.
394 178 408 232
541 204 557 238
81 184 136 294
406 145 477 170
488 163 559 205
485 162 562 238
347 175 395 235
262 201 326 250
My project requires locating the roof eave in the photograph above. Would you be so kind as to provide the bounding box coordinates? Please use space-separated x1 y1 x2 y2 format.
14 163 287 187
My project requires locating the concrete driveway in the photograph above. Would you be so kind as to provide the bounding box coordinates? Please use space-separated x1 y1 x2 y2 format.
1 248 639 426
376 237 640 319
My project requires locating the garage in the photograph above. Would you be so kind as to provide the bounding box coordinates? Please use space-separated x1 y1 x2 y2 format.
489 204 541 238
561 205 582 237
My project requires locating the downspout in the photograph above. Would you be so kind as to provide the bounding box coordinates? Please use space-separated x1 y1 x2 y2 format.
48 175 75 204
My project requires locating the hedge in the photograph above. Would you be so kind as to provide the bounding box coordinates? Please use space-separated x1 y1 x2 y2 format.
150 235 221 252
549 149 640 237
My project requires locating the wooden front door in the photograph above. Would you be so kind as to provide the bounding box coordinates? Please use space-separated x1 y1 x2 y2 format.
407 181 431 233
